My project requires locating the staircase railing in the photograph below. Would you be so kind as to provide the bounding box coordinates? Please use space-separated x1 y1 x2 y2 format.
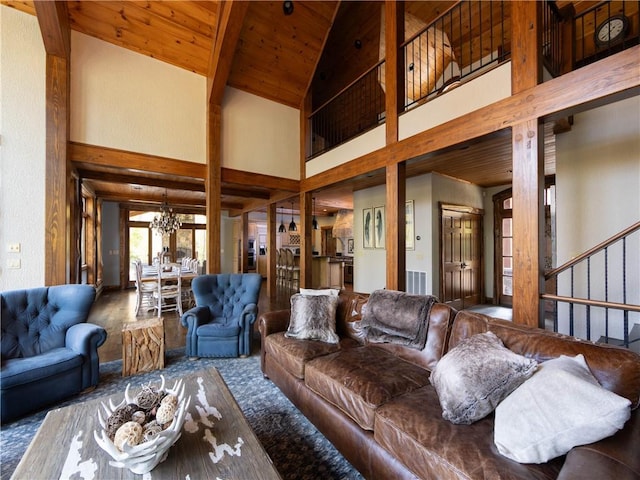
541 221 640 349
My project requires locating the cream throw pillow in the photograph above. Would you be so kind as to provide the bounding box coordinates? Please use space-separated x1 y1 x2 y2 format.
494 354 631 464
285 293 340 344
430 331 537 424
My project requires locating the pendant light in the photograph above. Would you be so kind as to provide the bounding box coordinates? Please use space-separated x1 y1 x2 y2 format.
278 205 286 233
288 200 297 232
312 197 318 230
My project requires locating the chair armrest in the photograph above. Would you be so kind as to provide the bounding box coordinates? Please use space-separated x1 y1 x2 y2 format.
258 309 291 338
65 323 107 356
239 303 258 329
181 306 211 329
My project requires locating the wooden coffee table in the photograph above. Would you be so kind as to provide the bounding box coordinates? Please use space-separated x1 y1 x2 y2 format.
11 368 282 479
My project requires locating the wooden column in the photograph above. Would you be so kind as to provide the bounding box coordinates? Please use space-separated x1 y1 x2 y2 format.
240 211 249 273
35 1 71 286
267 203 277 298
206 104 222 273
206 1 248 275
300 192 312 289
384 0 404 146
511 1 544 328
385 163 406 291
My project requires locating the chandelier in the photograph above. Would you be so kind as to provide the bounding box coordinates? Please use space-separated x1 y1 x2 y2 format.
150 195 182 236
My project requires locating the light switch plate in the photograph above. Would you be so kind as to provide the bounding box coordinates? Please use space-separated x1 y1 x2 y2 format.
8 258 21 269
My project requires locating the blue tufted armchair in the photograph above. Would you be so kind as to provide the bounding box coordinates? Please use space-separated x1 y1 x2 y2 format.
181 274 262 358
1 285 106 423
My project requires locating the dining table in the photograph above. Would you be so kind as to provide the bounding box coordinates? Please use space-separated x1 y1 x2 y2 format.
140 264 198 282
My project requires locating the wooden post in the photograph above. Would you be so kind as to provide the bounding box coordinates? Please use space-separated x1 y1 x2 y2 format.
385 163 406 291
511 1 544 328
206 104 222 274
267 203 277 298
300 192 312 289
35 1 71 286
384 0 404 146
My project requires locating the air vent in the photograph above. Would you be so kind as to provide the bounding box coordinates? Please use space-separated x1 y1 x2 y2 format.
406 270 427 295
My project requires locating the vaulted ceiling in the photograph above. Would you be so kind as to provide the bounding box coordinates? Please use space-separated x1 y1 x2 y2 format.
2 1 615 216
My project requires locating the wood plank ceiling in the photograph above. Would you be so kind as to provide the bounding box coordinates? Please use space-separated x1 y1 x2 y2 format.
3 0 599 216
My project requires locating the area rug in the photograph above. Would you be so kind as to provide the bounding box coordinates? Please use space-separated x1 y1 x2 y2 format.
0 349 363 480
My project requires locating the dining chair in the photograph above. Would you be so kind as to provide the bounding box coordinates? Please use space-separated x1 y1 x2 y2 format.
153 266 183 317
182 259 200 309
134 260 156 316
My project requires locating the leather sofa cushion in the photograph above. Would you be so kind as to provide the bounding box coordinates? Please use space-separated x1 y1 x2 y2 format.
264 332 347 379
305 346 430 430
0 347 83 389
375 386 563 480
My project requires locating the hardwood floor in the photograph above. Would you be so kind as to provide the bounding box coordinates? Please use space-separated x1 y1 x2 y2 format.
89 280 294 363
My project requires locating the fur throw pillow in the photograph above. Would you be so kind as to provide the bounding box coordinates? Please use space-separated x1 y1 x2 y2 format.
430 331 538 424
285 293 340 344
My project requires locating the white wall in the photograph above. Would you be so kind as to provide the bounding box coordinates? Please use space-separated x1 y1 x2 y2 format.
71 31 206 163
353 173 482 296
222 87 300 179
555 96 640 340
0 6 46 290
399 62 511 139
306 125 386 178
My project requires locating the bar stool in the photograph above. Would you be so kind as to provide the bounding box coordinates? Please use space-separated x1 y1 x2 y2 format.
285 248 300 292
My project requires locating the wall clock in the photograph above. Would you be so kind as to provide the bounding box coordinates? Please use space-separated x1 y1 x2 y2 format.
594 14 629 47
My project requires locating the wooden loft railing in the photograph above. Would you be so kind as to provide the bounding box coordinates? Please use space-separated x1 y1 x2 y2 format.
542 221 640 350
573 0 640 69
307 0 511 159
401 0 510 109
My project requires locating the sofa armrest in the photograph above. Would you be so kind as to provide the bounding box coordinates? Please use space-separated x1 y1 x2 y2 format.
65 323 107 389
65 323 107 356
558 410 640 480
258 309 290 338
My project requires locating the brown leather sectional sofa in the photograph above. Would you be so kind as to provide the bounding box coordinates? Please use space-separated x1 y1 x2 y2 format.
258 291 640 480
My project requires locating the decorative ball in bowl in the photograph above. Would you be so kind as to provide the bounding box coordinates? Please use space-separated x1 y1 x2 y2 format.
94 376 191 474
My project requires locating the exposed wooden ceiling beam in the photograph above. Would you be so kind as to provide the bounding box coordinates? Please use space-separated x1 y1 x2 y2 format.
34 0 70 58
93 189 204 206
77 169 204 191
207 0 249 105
70 142 206 179
221 167 300 192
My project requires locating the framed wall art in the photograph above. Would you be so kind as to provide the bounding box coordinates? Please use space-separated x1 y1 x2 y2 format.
406 200 415 250
374 206 385 249
363 208 373 248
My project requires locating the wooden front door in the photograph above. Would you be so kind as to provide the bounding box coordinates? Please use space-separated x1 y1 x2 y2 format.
441 205 483 310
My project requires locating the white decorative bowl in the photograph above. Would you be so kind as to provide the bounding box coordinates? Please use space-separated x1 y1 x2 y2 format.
94 376 191 474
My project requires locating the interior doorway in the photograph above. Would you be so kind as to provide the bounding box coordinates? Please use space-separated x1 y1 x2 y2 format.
440 204 483 310
320 226 337 257
493 179 556 308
